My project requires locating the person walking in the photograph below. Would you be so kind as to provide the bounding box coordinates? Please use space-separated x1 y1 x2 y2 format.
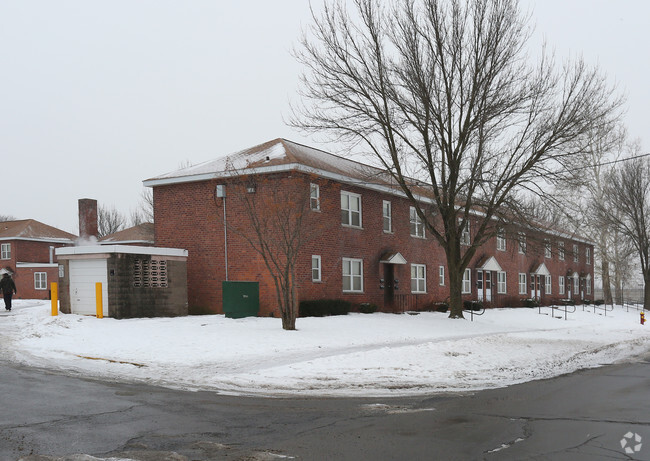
0 272 17 311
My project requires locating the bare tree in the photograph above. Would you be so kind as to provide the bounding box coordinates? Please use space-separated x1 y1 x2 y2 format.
97 204 127 238
0 215 16 222
596 157 650 309
130 188 154 226
292 0 622 318
217 172 321 330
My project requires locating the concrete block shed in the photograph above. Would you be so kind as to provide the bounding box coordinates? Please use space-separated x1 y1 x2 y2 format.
55 245 188 319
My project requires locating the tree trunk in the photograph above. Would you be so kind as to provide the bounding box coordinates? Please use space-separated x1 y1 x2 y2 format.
644 272 650 311
447 261 465 319
601 259 612 304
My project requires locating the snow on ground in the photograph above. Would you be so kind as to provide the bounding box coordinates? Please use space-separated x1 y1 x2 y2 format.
0 300 648 397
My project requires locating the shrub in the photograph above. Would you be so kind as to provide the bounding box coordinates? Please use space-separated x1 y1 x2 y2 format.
358 303 378 314
463 300 483 311
430 302 449 313
299 299 351 317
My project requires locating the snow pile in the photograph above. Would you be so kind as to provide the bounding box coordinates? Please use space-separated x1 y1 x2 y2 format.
0 300 647 397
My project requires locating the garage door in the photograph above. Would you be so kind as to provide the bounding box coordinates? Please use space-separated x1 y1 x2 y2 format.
70 259 108 316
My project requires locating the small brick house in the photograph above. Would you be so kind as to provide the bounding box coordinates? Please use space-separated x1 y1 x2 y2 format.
144 138 594 316
0 219 76 300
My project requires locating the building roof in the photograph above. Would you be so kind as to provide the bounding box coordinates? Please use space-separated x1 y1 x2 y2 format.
143 138 403 193
99 222 154 245
0 219 77 243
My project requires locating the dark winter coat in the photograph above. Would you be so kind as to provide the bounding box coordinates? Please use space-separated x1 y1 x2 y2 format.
0 275 16 294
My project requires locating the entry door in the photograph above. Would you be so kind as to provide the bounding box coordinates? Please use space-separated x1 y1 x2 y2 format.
531 275 541 300
69 259 108 316
484 271 492 302
535 275 541 299
383 264 394 308
477 270 484 301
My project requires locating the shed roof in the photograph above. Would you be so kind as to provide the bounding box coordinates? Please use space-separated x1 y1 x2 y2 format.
99 222 154 245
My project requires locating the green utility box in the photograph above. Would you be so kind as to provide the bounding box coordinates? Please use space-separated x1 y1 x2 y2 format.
222 281 260 319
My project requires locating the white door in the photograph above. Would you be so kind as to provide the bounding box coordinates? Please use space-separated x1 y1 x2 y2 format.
477 270 484 301
70 259 108 316
485 271 492 302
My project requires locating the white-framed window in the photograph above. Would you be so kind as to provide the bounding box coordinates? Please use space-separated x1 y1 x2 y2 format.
558 241 565 261
573 275 579 294
518 273 527 294
0 243 10 260
383 200 392 233
411 264 426 293
341 191 362 227
545 275 552 295
460 218 470 246
34 272 47 290
544 239 552 259
439 265 445 286
310 183 320 211
586 247 591 265
497 271 507 293
518 232 526 254
462 268 472 294
410 206 425 238
496 228 506 251
573 244 579 263
342 258 363 292
559 276 565 295
311 255 321 282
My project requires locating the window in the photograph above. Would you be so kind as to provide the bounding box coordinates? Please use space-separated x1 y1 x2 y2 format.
439 265 445 286
311 255 321 282
342 258 363 292
496 228 506 251
460 219 470 245
462 268 472 293
518 273 527 294
411 264 426 293
0 243 10 260
310 183 320 211
341 191 362 227
559 276 565 295
558 241 565 261
382 201 392 233
497 271 507 294
544 239 552 259
410 206 425 238
545 275 552 295
586 247 591 265
34 272 47 290
518 232 526 254
573 244 579 263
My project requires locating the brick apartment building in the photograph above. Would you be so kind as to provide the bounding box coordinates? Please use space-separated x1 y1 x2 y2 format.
145 138 594 316
0 219 76 300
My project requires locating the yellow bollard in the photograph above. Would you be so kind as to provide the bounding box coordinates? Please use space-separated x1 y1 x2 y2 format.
51 282 58 316
95 282 103 319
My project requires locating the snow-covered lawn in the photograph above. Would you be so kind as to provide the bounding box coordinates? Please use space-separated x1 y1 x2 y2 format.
0 300 647 397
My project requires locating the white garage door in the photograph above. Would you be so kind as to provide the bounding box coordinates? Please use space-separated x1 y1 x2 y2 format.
70 259 109 316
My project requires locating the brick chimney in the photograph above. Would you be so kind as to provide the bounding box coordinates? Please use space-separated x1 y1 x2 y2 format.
78 198 98 240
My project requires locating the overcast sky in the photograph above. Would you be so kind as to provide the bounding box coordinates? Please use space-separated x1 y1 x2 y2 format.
1 1 647 234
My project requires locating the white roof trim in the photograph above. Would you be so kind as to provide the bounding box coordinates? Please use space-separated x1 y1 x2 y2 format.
480 256 503 272
16 262 58 268
56 245 187 258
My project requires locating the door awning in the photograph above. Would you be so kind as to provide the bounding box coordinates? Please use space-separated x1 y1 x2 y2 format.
479 256 502 272
379 252 407 265
533 263 550 276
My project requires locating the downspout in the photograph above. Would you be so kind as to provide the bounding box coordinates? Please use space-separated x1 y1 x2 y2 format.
49 246 54 264
223 196 228 281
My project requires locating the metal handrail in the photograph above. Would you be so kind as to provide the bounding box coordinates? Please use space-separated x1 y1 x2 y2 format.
463 303 485 322
538 302 576 320
591 301 614 316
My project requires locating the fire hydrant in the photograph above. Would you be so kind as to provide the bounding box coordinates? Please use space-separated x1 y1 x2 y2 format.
641 312 646 325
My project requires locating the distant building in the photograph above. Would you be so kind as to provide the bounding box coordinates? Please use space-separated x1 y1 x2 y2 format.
0 219 76 299
144 138 594 316
99 222 155 246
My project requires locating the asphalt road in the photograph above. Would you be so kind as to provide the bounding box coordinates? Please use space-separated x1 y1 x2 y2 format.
1 355 649 461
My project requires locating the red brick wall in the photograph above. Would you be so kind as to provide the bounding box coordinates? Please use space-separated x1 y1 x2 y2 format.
153 172 594 315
